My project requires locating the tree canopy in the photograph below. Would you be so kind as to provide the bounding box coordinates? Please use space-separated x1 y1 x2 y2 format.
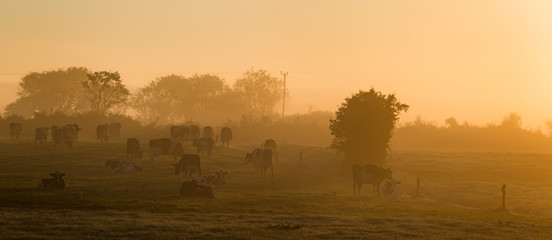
5 67 90 117
82 71 130 116
329 88 409 165
233 69 283 118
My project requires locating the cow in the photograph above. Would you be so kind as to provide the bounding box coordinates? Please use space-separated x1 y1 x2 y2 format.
172 154 201 178
52 125 73 149
170 125 189 142
96 124 109 143
126 138 142 160
352 164 393 196
65 124 81 144
9 122 22 142
180 180 214 198
105 160 122 170
195 171 227 187
220 127 233 148
192 137 214 158
263 139 279 162
202 126 214 139
108 122 121 141
149 138 184 161
34 126 49 145
113 161 142 173
187 125 201 142
245 148 273 177
378 178 402 200
38 171 66 191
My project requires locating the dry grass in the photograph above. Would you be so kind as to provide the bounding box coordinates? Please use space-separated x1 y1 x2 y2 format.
1 139 551 239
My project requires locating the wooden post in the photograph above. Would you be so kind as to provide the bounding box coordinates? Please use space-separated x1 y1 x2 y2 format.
416 178 420 196
502 184 507 209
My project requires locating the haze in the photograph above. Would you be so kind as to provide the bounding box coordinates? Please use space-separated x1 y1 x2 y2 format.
1 1 552 128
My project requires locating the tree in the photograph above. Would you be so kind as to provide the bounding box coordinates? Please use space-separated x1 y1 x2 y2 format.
5 67 90 117
130 74 235 124
329 88 409 165
233 69 283 117
82 71 130 116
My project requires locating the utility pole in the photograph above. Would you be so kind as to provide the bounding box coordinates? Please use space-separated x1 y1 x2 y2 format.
280 72 288 120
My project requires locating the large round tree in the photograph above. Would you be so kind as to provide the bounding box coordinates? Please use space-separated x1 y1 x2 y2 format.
329 88 409 165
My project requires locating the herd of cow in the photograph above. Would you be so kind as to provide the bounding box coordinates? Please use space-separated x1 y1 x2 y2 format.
10 122 401 199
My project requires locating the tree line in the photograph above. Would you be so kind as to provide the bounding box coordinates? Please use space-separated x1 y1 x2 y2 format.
5 67 284 125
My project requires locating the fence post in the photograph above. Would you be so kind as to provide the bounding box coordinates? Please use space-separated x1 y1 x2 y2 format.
416 178 420 197
502 184 507 209
299 151 303 167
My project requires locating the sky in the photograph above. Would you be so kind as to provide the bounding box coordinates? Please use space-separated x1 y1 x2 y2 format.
1 0 552 129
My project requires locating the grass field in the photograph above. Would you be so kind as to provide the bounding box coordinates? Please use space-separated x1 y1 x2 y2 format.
1 139 552 239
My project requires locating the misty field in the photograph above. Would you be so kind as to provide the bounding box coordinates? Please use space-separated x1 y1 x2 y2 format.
1 139 552 239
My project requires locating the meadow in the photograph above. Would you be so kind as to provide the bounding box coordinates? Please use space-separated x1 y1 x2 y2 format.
1 138 552 239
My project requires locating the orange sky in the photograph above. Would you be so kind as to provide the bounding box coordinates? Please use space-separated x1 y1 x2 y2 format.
1 1 552 129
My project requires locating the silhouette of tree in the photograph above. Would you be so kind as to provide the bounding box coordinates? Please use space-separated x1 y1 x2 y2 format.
130 74 234 124
233 69 283 117
4 67 90 117
501 112 522 129
329 88 409 164
83 71 129 116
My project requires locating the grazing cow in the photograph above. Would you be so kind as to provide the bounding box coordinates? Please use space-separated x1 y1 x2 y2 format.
263 139 279 162
9 122 23 142
180 180 214 198
202 126 214 139
245 148 273 177
34 126 49 145
378 179 402 200
113 161 142 173
96 124 109 143
52 125 73 149
38 171 66 191
108 122 121 141
126 138 142 160
192 137 214 158
195 171 227 187
149 138 184 160
220 127 233 148
172 154 201 178
170 125 189 142
352 164 393 196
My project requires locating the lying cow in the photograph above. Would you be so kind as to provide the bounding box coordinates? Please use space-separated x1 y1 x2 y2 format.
195 171 227 187
149 138 184 161
114 161 142 173
126 138 143 160
180 180 214 198
38 171 66 191
378 179 402 200
352 164 392 196
105 160 142 173
172 154 201 178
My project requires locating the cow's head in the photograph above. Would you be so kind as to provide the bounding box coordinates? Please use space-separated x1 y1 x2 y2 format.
50 172 65 182
211 171 227 186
